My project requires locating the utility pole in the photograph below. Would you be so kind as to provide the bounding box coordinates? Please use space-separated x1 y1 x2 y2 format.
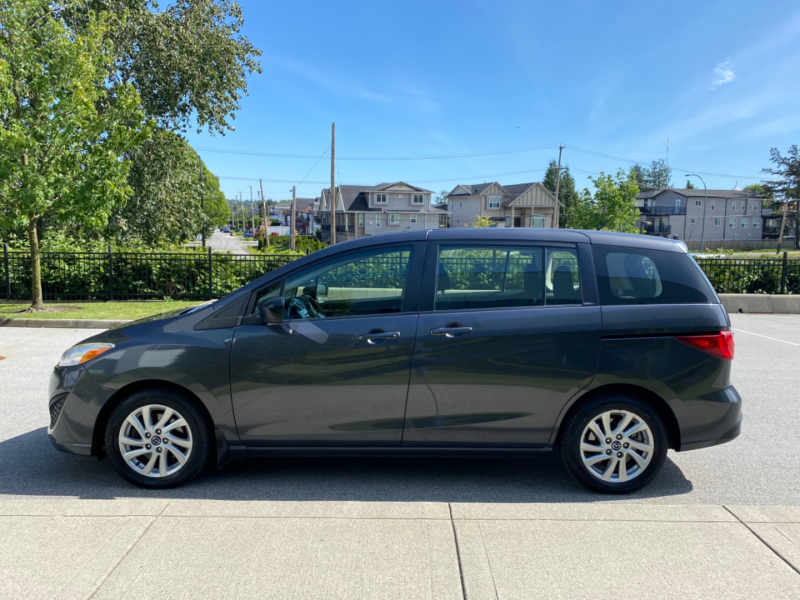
250 186 255 232
686 174 707 252
199 157 205 248
260 178 269 249
291 186 297 250
239 192 245 233
777 201 788 254
554 144 565 227
330 122 336 245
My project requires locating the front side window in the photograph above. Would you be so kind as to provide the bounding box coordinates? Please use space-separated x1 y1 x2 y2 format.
532 215 545 228
753 218 762 228
741 218 750 228
410 214 417 223
358 213 364 228
593 246 714 305
729 218 737 228
714 218 721 226
711 201 715 210
375 217 381 228
488 197 501 209
389 214 400 225
412 194 424 204
376 194 387 204
435 246 545 311
439 214 447 228
695 200 702 206
731 201 737 210
690 218 696 225
280 247 414 319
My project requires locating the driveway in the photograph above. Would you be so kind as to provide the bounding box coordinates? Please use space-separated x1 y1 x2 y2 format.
206 228 256 254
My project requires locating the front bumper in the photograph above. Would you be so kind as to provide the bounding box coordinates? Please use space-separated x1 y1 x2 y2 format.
47 365 97 457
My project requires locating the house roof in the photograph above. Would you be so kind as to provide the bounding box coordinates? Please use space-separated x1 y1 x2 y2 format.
640 188 766 200
281 197 318 213
447 181 559 207
321 182 435 212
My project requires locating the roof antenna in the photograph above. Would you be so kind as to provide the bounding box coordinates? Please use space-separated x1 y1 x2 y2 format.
597 216 614 230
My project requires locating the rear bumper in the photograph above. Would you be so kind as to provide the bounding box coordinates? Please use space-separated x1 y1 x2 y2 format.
676 385 742 451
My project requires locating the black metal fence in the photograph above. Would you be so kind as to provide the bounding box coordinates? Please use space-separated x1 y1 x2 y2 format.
694 253 800 295
2 245 296 301
3 244 799 301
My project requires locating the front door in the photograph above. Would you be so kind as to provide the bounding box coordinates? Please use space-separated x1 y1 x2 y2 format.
403 242 601 447
230 243 424 446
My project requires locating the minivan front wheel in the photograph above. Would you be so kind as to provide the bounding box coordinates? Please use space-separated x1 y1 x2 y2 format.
105 389 212 489
562 395 668 494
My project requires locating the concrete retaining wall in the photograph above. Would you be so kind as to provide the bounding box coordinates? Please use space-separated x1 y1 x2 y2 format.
719 294 800 314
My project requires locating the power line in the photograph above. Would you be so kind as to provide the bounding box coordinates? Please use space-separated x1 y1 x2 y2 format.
196 143 559 161
217 167 549 186
567 145 762 181
296 145 330 187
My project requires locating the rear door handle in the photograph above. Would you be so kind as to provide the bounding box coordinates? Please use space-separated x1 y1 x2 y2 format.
358 331 401 344
431 326 473 338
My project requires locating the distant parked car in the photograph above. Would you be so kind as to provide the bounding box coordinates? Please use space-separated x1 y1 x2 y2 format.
244 230 254 238
222 225 230 233
48 229 740 492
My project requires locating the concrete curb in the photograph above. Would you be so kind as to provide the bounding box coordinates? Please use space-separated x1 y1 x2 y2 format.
719 293 800 314
0 318 129 329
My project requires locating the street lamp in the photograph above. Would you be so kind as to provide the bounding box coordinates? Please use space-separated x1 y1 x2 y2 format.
686 174 707 252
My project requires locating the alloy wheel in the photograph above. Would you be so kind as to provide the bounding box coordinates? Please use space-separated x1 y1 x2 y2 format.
579 409 654 483
117 404 193 478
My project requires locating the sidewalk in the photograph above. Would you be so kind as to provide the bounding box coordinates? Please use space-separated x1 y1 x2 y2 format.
2 499 798 600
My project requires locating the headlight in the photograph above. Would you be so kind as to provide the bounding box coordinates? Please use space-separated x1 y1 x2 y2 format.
58 343 115 367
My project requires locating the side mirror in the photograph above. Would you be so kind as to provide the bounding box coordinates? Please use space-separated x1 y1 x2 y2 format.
258 296 285 325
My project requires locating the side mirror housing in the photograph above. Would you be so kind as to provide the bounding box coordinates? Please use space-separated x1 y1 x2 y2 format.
258 296 285 325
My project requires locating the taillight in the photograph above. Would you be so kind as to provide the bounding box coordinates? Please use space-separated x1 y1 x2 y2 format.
675 331 734 361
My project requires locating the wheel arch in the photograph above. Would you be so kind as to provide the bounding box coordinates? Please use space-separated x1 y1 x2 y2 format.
552 383 681 450
92 379 226 466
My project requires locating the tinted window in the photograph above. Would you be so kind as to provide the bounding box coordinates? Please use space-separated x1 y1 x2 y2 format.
545 248 582 305
435 246 544 311
283 246 413 318
593 245 714 305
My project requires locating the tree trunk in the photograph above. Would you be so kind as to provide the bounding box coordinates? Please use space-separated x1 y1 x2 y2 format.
27 218 44 310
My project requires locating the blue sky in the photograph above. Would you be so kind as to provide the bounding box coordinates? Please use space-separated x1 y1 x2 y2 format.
184 0 800 202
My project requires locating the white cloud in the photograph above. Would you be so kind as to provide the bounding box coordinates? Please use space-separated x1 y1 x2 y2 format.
712 60 736 89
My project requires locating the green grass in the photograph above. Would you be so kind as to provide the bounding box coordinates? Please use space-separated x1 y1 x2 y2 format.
0 301 200 320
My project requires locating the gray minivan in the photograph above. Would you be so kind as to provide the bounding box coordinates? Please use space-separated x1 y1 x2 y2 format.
48 229 741 493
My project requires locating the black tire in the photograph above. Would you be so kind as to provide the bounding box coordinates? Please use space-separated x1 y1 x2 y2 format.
105 388 212 489
561 394 668 494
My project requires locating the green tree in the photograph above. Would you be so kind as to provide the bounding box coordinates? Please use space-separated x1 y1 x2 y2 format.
0 1 145 309
571 169 640 233
761 145 800 249
110 130 227 246
436 190 449 205
685 179 696 189
631 159 672 191
64 0 261 134
470 215 493 228
542 160 579 228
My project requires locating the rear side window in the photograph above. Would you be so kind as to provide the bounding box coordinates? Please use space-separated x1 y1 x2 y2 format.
592 245 714 305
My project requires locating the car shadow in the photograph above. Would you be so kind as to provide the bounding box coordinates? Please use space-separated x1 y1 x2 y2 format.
0 428 693 503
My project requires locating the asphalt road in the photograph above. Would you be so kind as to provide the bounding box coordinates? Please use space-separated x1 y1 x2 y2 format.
206 228 257 253
0 314 798 505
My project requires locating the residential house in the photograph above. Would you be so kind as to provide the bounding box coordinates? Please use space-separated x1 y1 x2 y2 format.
319 182 450 242
280 197 320 235
446 182 560 228
637 188 766 242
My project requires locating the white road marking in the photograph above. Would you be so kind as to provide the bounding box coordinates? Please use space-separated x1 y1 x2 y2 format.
733 328 800 347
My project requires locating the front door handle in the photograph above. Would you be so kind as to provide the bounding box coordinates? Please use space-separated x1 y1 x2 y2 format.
358 331 401 344
431 326 473 338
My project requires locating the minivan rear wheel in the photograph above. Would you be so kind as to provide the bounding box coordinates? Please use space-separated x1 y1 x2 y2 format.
105 388 212 489
561 395 668 494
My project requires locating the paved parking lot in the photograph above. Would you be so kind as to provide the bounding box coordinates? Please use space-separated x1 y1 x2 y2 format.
1 314 799 599
1 314 798 505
